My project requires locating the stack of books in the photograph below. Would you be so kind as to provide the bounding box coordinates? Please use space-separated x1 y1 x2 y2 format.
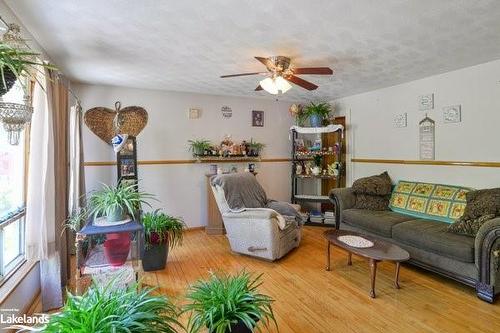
324 211 336 225
309 211 323 223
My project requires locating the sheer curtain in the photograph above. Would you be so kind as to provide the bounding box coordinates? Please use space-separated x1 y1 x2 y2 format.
25 68 72 311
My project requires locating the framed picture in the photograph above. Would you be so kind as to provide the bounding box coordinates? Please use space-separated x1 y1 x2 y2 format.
443 105 461 123
120 158 136 177
252 110 264 127
119 138 135 156
394 113 407 128
419 94 434 111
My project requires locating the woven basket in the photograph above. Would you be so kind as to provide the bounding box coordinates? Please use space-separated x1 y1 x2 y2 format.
84 103 148 144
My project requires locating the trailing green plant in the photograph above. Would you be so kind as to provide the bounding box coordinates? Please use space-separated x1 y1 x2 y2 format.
0 42 56 92
62 207 88 235
303 102 332 119
313 154 323 167
88 182 155 220
188 139 212 156
248 138 266 153
143 209 186 249
28 278 183 333
183 271 277 333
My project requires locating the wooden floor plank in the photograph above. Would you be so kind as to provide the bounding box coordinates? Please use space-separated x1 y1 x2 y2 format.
144 227 500 333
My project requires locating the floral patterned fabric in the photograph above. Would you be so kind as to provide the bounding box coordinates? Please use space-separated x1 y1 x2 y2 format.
389 181 473 223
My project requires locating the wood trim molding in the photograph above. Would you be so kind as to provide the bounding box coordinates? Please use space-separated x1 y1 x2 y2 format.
351 158 500 168
84 158 291 167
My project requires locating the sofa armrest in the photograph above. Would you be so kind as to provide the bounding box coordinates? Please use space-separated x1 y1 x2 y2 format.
329 187 356 229
475 217 500 302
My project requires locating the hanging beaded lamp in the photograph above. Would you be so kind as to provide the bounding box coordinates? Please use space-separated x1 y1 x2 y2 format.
0 23 33 145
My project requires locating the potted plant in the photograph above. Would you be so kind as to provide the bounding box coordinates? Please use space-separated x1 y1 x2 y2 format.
188 139 212 157
247 139 265 157
184 271 277 333
0 41 56 96
89 182 155 222
27 279 183 333
88 182 155 266
303 102 332 127
142 210 186 271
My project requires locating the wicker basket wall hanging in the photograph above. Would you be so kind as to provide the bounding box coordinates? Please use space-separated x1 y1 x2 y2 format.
84 101 148 144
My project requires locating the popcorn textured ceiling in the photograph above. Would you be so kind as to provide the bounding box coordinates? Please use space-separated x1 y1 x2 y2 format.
5 0 500 101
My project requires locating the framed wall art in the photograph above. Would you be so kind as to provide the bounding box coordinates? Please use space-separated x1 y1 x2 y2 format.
419 114 435 160
443 105 461 123
252 110 264 127
419 93 434 111
394 113 407 128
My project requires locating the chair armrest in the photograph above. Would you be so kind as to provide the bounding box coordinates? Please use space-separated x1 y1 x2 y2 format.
475 217 500 302
222 208 278 220
329 187 356 229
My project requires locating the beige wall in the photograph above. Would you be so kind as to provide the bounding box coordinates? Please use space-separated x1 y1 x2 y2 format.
75 83 295 228
335 59 500 189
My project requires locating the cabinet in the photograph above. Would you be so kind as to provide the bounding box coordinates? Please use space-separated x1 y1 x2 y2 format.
291 117 345 226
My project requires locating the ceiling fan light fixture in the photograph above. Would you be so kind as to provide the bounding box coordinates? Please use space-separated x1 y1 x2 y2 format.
275 76 292 93
259 77 278 95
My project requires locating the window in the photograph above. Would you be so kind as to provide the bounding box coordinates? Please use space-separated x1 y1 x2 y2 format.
0 82 28 281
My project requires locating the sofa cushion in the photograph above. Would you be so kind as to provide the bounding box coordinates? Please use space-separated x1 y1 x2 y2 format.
343 209 414 238
392 219 475 263
352 171 392 196
389 181 473 223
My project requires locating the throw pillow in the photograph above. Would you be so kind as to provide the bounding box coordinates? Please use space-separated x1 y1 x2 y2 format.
354 194 391 211
461 188 500 219
352 171 392 196
448 214 496 237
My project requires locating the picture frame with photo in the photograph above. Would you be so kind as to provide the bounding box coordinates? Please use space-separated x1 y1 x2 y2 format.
119 138 135 156
252 110 264 127
120 158 136 177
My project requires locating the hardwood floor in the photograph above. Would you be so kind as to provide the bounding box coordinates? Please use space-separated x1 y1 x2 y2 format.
141 227 500 333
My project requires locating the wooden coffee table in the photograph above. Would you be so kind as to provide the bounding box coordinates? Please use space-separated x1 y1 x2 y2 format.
324 229 410 298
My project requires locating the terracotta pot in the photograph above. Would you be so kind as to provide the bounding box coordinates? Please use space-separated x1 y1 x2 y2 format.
104 232 131 266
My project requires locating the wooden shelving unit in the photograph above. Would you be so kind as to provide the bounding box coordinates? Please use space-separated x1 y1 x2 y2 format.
291 118 346 227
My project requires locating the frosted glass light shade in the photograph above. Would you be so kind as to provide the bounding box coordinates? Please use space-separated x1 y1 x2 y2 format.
274 76 292 93
259 77 278 95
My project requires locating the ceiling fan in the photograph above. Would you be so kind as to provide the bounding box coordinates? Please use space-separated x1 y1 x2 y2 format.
220 56 333 95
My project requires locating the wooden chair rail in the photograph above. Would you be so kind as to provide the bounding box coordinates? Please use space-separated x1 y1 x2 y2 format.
351 158 500 168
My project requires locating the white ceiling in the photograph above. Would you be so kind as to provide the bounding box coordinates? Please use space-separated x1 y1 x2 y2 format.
5 0 500 101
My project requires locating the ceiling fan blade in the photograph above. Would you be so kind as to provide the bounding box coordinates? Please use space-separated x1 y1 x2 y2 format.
292 67 333 75
254 56 276 70
220 72 264 78
285 75 318 90
255 85 263 91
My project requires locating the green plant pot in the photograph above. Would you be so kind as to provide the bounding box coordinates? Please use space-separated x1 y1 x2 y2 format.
106 206 126 223
142 242 168 271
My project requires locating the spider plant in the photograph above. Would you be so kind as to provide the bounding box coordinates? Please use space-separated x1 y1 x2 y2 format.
304 102 332 127
0 42 56 95
247 139 265 156
62 207 88 235
143 210 186 248
88 182 155 222
33 279 183 333
183 271 277 333
142 210 186 271
188 139 212 156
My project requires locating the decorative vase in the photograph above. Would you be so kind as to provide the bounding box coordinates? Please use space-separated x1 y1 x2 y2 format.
104 232 131 266
309 114 323 127
0 67 17 97
106 206 126 223
142 242 169 271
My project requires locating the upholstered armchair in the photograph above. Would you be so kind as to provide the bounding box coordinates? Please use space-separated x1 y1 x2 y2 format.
210 175 302 261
